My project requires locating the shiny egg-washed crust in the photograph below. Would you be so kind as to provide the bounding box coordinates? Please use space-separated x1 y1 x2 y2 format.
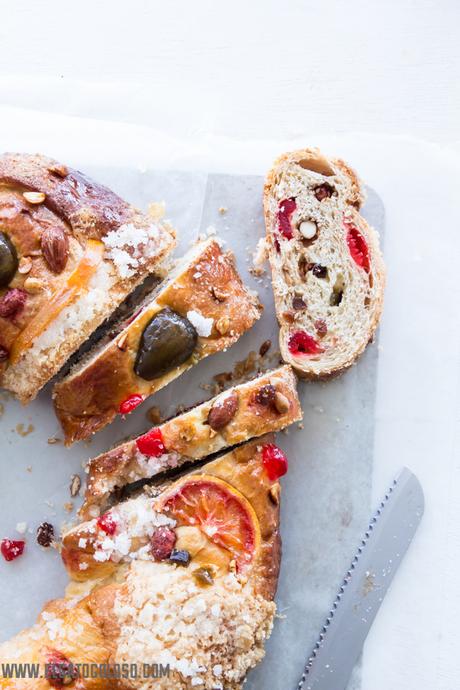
0 438 281 690
53 238 263 445
79 364 301 521
0 153 176 402
264 147 385 380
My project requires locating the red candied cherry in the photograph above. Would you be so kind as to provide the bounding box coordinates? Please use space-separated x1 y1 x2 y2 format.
288 330 324 356
97 512 117 536
136 427 166 457
150 526 176 561
262 443 288 481
119 393 144 415
1 539 25 562
344 219 370 273
277 198 297 240
45 649 78 687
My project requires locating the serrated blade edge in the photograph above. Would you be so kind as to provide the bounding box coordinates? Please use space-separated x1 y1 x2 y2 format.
297 467 424 690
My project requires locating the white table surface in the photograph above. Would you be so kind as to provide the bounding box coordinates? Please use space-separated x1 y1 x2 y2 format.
1 2 460 689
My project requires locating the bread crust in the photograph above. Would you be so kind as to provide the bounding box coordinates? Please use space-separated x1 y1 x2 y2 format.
0 438 285 689
264 147 385 379
79 365 301 521
0 153 176 402
53 238 263 445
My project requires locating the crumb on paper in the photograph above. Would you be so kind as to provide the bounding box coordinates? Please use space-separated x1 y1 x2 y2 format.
16 423 34 437
16 522 27 534
218 206 227 214
251 237 269 277
297 422 304 430
47 436 61 445
26 465 32 473
70 475 81 498
146 405 162 425
0 403 4 417
147 201 166 221
63 502 74 514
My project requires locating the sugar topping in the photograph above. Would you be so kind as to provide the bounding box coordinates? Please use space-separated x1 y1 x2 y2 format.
103 222 161 279
187 310 214 338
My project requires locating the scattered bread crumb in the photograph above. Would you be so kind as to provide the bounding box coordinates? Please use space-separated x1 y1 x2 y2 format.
47 436 61 445
16 423 34 437
218 206 227 214
63 502 74 513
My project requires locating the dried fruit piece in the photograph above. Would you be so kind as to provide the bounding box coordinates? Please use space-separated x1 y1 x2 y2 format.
41 226 69 274
312 264 328 279
1 538 25 561
314 183 334 201
262 443 288 481
97 512 117 536
158 475 260 573
169 549 191 566
45 649 78 688
255 384 276 407
37 522 55 547
288 330 324 356
0 231 18 287
292 296 306 310
135 308 198 381
314 319 328 337
151 526 176 561
277 198 296 240
136 427 166 457
344 219 370 273
207 391 239 431
0 289 26 318
119 393 144 415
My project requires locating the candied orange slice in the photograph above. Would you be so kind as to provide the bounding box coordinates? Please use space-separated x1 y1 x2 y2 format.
10 239 104 364
157 475 260 573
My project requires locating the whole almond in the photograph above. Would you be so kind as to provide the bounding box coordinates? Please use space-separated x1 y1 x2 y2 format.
41 226 69 273
207 390 238 431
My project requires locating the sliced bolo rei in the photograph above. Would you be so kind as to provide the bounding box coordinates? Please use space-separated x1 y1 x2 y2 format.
0 153 176 403
53 237 263 445
1 435 290 690
79 364 302 520
264 147 385 378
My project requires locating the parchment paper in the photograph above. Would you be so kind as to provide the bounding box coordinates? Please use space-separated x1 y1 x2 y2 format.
0 166 383 690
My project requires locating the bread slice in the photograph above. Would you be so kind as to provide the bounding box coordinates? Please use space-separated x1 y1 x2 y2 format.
264 147 385 378
79 364 301 520
0 153 176 402
1 436 285 690
53 238 263 445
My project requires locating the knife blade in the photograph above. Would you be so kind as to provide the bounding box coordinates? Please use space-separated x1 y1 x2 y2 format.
297 466 424 690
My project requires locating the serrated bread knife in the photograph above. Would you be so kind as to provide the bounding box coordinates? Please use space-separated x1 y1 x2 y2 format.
297 467 424 690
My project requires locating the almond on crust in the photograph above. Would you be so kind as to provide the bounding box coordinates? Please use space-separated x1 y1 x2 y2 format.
264 147 385 379
0 153 176 403
79 365 302 521
0 437 284 690
53 237 263 445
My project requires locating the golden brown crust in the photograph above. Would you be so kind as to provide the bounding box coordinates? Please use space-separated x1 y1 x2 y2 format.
0 153 176 402
53 239 263 445
79 365 301 521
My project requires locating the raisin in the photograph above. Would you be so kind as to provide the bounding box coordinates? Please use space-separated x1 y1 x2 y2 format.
312 264 328 279
0 345 9 362
314 319 328 337
0 288 27 319
151 526 176 561
292 296 307 310
259 339 271 357
37 522 55 548
314 183 334 201
255 384 276 406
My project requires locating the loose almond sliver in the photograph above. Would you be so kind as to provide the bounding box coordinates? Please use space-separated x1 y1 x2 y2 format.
23 191 46 204
10 240 104 364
